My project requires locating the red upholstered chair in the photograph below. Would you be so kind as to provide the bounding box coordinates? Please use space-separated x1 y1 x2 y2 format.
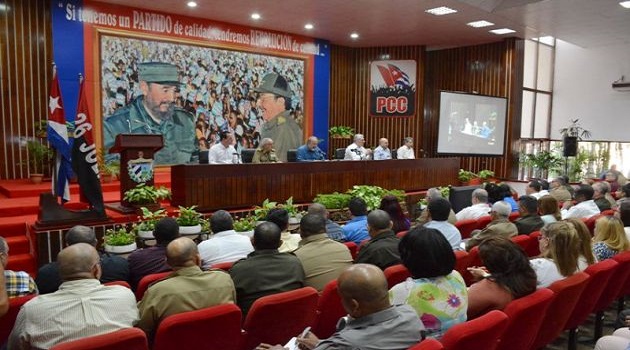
50 328 148 350
564 259 618 350
585 215 604 236
103 280 131 289
242 287 319 350
496 288 554 350
0 294 36 345
210 261 234 272
508 211 520 222
476 216 492 231
396 230 408 238
463 246 482 286
455 219 478 239
601 209 615 216
440 310 508 350
312 280 345 339
593 251 630 339
510 235 533 254
153 303 242 350
526 231 542 257
384 264 411 289
343 242 358 260
408 338 444 350
531 272 590 350
454 250 470 278
135 271 172 301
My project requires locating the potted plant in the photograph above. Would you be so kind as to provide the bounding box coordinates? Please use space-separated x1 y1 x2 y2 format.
176 205 202 235
347 185 405 211
104 226 137 254
329 126 355 139
233 215 256 238
313 192 352 210
253 198 278 222
133 207 167 239
123 184 171 213
477 170 495 182
559 119 592 157
457 169 479 185
101 160 120 183
35 120 48 139
280 197 303 225
521 151 563 180
26 140 52 184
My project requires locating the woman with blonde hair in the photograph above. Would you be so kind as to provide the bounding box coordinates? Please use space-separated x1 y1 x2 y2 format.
593 216 630 261
530 221 585 287
565 218 596 265
538 196 561 226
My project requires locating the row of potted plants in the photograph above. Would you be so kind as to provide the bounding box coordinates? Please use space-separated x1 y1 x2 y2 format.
457 169 495 185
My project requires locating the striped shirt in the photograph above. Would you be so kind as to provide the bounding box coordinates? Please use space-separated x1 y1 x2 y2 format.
4 270 38 298
8 279 138 349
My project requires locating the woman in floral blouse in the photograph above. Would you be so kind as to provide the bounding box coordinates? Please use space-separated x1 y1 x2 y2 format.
593 216 629 261
389 227 467 339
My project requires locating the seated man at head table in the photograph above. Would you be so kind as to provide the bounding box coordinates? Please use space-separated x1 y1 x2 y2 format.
208 131 239 164
253 137 280 163
396 137 415 160
344 134 372 161
372 138 392 160
256 264 423 350
296 136 327 162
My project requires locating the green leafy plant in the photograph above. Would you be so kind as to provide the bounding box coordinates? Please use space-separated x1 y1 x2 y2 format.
279 197 300 217
347 185 405 211
313 192 352 209
477 170 495 180
233 215 256 232
457 169 477 182
254 198 278 220
559 119 592 140
200 217 210 233
123 184 171 205
329 126 355 138
104 226 136 246
26 140 53 174
134 207 167 232
176 205 202 226
35 120 48 138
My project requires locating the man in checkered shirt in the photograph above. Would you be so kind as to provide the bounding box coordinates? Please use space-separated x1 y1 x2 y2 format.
0 236 37 298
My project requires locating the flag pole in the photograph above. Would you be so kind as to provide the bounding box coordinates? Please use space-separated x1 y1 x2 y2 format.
50 62 59 201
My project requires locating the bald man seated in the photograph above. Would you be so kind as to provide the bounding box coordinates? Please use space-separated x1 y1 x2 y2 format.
257 264 423 350
8 243 138 349
137 237 236 338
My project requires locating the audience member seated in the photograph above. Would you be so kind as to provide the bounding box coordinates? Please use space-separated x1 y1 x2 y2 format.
497 184 518 212
252 137 279 163
424 198 462 250
617 183 630 206
137 237 236 338
296 136 326 162
128 217 180 289
373 138 392 160
208 131 239 164
455 188 491 221
526 180 549 199
229 222 305 315
396 137 415 160
549 177 573 204
266 208 301 252
344 134 371 160
466 201 517 251
416 188 457 225
36 225 129 294
355 210 401 270
8 243 138 349
593 181 614 212
466 237 537 319
515 196 544 235
307 203 344 241
0 264 7 317
0 237 37 298
604 170 621 193
538 195 561 226
379 195 410 233
293 214 353 291
594 327 630 350
343 197 370 245
198 210 254 269
592 216 629 261
561 184 601 219
389 227 467 338
620 202 630 241
530 221 586 287
565 218 596 266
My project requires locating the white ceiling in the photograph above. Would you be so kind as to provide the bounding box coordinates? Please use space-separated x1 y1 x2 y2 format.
96 0 630 49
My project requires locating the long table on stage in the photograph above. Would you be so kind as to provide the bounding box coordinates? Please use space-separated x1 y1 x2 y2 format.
171 158 460 211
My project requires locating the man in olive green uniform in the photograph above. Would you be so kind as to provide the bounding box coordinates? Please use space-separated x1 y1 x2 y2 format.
252 137 279 163
103 62 197 165
254 73 302 162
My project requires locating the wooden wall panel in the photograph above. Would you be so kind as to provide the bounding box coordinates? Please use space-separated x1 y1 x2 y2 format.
0 0 52 179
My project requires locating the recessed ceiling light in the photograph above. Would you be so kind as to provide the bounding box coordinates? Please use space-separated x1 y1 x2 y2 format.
620 1 630 8
350 32 359 39
489 28 516 35
0 4 7 11
467 20 494 28
532 36 555 45
186 1 197 7
304 23 314 30
251 13 261 20
425 6 458 16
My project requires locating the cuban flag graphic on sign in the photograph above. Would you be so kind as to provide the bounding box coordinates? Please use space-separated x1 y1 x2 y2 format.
47 65 73 202
377 64 412 89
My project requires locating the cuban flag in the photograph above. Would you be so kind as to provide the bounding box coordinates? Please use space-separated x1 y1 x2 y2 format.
377 64 412 89
47 65 73 202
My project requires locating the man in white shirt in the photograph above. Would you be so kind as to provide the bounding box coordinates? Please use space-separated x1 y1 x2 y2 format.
8 243 138 349
423 198 462 250
455 188 491 221
396 137 415 159
208 131 239 164
561 184 601 219
372 138 391 160
344 134 371 160
198 210 254 269
526 180 549 199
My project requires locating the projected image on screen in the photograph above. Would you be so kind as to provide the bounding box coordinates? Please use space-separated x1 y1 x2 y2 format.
437 91 507 155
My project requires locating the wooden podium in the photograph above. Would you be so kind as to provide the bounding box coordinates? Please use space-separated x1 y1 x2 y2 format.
108 134 163 211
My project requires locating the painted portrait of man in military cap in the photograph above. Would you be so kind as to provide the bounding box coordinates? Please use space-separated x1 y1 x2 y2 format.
253 73 303 162
103 62 197 165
